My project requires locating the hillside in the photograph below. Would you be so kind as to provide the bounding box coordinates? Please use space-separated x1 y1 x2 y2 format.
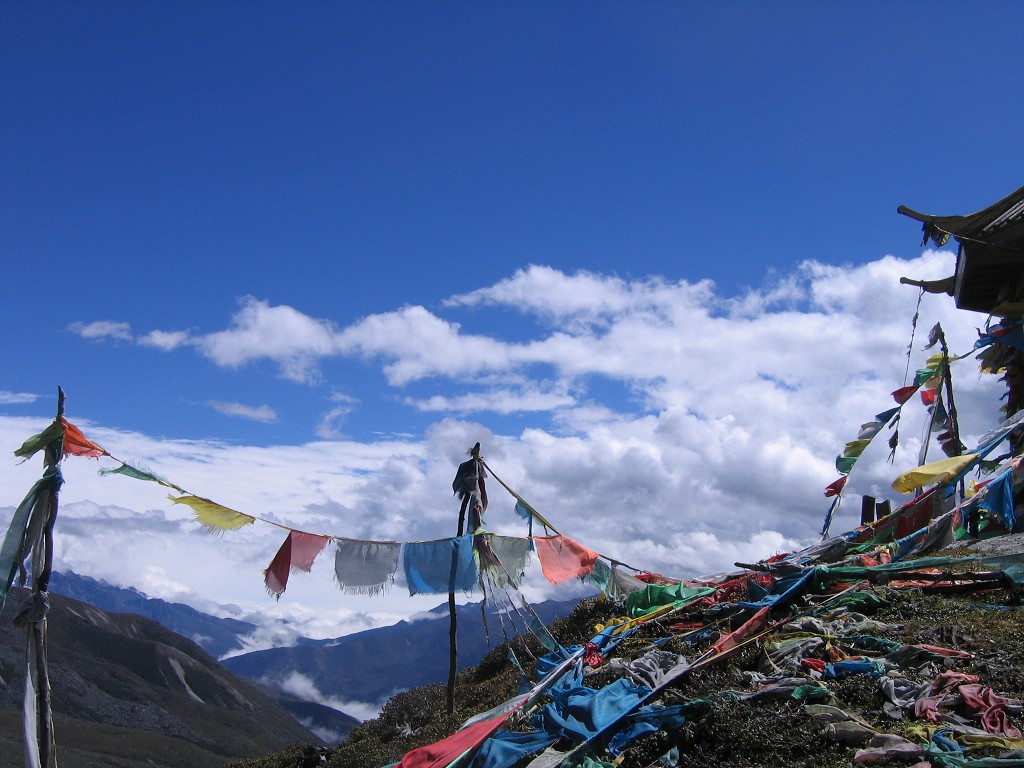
48 570 257 659
225 533 1024 768
0 589 318 767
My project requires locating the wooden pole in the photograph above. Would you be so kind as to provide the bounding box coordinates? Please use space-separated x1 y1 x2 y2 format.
31 387 63 767
446 443 481 715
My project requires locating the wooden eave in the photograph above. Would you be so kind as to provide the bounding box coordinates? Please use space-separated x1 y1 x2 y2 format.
898 186 1024 315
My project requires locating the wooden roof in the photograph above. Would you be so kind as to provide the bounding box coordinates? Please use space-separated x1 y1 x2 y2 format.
898 186 1024 315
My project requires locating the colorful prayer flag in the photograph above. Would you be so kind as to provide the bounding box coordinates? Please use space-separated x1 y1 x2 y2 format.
168 494 255 531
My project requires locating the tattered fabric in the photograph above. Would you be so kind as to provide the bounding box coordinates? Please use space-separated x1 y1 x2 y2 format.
540 668 651 744
588 560 647 604
978 471 1017 532
13 421 63 461
264 531 330 598
402 536 478 595
60 418 107 458
625 583 716 618
401 712 511 768
469 729 558 768
533 535 599 584
843 439 871 458
892 453 980 493
100 461 175 488
334 539 401 595
168 494 255 531
483 535 532 587
1 471 62 600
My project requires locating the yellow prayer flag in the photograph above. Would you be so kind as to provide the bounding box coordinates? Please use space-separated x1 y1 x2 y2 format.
168 494 255 531
842 439 872 458
891 453 979 494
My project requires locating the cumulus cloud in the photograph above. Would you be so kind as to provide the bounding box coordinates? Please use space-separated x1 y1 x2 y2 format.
208 401 278 423
196 296 342 383
8 252 1009 642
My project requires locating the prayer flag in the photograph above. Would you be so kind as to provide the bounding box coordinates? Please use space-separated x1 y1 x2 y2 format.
842 439 871 458
891 453 980 494
824 477 847 498
835 456 857 475
168 494 255 531
891 386 919 405
13 421 63 461
99 462 176 488
334 540 401 595
483 535 532 587
59 418 107 458
402 536 478 595
264 531 330 598
533 535 598 584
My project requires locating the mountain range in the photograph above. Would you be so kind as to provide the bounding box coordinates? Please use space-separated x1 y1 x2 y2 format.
44 571 580 734
0 586 318 767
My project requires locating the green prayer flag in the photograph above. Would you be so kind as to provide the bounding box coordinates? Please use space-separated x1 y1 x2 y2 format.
13 420 63 460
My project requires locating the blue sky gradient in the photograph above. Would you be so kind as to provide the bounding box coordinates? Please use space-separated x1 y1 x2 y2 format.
2 3 1022 662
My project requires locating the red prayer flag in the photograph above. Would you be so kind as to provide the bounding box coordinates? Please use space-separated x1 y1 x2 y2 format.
824 477 847 498
401 713 511 768
891 386 918 405
712 606 769 654
60 418 108 458
920 388 937 406
264 531 330 598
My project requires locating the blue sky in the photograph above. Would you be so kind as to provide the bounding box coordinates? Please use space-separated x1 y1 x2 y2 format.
2 3 1022 701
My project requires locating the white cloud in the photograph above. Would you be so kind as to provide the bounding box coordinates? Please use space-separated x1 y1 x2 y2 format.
196 296 343 383
0 391 38 405
139 329 192 351
208 401 278 423
12 252 1010 643
272 671 386 722
408 379 576 414
67 320 133 341
315 392 359 439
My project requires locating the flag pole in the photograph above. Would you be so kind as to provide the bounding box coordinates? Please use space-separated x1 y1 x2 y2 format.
27 386 64 767
446 442 483 715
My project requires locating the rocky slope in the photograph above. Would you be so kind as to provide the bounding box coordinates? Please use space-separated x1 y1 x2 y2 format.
0 588 318 767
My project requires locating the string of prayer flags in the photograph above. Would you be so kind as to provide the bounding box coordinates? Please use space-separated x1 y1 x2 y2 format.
168 494 256 532
13 418 108 461
264 530 330 599
333 539 402 596
857 407 900 440
51 418 633 601
827 407 903 491
534 535 599 584
822 404 904 537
